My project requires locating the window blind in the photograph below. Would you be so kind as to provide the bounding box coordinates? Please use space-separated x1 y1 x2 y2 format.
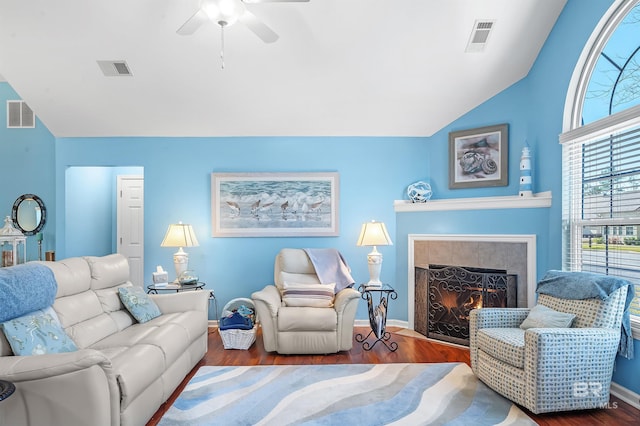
562 119 640 318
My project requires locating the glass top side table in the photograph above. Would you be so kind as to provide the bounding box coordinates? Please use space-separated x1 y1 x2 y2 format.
355 284 398 352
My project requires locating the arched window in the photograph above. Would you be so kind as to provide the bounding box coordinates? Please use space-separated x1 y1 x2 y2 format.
562 0 640 330
583 3 640 123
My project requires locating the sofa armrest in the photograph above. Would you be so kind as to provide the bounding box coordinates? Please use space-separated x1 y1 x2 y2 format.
470 307 531 330
334 287 360 314
251 285 282 353
525 327 621 360
150 290 209 314
0 349 119 426
469 308 531 373
523 327 621 411
251 285 282 318
0 348 110 380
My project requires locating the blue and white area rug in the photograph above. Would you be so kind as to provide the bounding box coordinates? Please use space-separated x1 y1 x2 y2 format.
159 363 536 425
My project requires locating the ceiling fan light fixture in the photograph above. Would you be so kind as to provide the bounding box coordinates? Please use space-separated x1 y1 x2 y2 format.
203 0 245 27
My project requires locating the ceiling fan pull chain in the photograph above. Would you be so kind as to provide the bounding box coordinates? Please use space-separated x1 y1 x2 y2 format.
220 22 226 69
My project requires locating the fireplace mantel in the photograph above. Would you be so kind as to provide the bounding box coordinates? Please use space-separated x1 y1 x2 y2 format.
394 191 552 212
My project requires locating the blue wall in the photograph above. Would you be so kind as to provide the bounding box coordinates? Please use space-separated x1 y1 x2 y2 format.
4 0 638 395
55 137 428 322
0 83 56 260
65 166 143 257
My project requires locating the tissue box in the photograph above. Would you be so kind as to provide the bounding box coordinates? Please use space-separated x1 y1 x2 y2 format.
152 271 169 285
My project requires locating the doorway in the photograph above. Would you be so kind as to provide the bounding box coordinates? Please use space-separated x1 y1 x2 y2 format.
65 166 144 285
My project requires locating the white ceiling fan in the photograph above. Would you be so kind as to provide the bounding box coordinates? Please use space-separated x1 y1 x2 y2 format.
177 0 308 67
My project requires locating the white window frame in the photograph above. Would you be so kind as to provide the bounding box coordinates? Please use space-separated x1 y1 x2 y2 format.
562 0 640 339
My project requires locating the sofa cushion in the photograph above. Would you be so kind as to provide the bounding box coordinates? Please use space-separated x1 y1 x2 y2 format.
85 254 131 290
2 307 77 356
118 287 162 323
477 328 525 369
282 282 335 307
109 343 165 409
278 306 337 332
537 294 606 328
520 304 576 330
40 256 92 298
53 290 119 348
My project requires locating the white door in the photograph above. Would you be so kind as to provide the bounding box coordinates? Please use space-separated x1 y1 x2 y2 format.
117 175 144 286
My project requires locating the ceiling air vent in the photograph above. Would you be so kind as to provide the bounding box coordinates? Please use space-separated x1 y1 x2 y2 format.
7 101 35 128
97 60 133 77
466 20 495 53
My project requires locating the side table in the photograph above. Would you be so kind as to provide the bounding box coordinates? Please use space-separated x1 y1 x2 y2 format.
146 282 218 323
355 284 398 352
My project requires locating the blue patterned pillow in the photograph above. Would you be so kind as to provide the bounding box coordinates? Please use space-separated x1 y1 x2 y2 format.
118 286 161 323
520 304 576 329
1 307 77 356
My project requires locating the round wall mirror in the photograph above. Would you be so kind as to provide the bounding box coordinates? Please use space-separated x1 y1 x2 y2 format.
11 194 46 236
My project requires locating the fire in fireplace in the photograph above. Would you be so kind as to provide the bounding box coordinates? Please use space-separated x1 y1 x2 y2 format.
417 264 517 346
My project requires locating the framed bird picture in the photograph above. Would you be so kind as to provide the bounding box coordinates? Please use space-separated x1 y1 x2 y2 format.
211 172 339 237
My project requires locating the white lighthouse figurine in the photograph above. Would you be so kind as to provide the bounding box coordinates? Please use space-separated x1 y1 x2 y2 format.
519 144 533 197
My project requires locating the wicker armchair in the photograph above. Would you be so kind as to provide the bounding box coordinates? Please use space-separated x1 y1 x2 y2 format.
469 272 630 414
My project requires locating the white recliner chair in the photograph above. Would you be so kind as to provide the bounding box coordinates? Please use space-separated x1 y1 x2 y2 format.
251 248 360 354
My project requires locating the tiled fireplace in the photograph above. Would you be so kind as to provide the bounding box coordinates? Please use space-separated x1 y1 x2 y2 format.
408 234 536 346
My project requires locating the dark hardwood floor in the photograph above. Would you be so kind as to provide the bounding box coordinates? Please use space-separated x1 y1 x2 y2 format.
147 327 639 425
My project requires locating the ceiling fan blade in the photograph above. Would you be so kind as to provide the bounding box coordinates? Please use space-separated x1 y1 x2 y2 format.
238 10 279 43
176 9 209 35
243 0 309 3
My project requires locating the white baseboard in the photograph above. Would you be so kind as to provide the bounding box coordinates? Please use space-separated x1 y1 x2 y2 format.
611 381 640 410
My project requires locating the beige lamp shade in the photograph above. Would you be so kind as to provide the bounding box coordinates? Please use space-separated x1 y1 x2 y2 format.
356 221 393 247
161 222 199 248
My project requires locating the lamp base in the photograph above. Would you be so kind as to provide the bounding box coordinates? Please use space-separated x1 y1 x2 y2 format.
366 247 384 287
173 247 189 283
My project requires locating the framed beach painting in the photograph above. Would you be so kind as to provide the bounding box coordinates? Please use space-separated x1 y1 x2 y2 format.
211 172 339 237
448 124 508 189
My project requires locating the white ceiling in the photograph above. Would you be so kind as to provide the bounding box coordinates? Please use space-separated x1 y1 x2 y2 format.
0 0 567 138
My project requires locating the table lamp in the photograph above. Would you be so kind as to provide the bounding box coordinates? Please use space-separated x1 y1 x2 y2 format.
161 222 199 282
357 220 393 287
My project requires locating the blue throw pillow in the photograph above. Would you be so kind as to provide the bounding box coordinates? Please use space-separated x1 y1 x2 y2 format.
1 307 77 356
118 286 162 323
520 304 576 330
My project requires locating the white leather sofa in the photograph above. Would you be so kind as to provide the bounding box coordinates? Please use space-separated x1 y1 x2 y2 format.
252 248 360 354
0 254 209 426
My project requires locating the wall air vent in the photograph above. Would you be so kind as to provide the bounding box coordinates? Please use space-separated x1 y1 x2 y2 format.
7 101 35 128
97 60 133 76
466 20 495 53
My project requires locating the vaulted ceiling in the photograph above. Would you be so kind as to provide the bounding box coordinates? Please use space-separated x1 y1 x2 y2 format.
0 0 567 138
